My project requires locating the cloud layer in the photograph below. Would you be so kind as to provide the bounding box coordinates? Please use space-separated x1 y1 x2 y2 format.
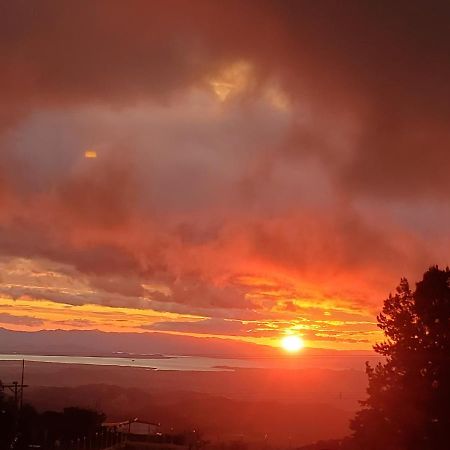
0 1 449 349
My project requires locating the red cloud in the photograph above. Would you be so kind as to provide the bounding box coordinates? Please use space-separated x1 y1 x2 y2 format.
0 1 448 349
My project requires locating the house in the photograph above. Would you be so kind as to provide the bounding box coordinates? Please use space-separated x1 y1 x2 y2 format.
129 421 160 436
102 419 160 436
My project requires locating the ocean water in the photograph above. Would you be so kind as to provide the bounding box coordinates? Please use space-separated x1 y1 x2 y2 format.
0 353 305 371
0 353 378 371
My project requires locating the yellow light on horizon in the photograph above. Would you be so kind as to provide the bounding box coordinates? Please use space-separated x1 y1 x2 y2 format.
84 150 97 159
281 335 304 353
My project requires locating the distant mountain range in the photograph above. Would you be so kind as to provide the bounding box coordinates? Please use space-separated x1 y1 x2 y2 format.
0 327 277 357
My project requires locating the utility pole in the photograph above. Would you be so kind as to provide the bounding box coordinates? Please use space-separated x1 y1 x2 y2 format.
1 360 28 407
0 360 28 438
20 359 25 410
0 381 28 408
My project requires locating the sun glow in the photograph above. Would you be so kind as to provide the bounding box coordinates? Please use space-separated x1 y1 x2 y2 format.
209 61 252 101
281 335 304 353
84 150 97 158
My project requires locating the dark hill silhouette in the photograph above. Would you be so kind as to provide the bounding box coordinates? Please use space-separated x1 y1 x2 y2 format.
25 383 353 446
0 360 368 410
0 328 277 358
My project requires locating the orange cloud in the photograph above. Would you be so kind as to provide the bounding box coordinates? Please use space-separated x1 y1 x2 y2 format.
0 297 201 333
0 1 448 352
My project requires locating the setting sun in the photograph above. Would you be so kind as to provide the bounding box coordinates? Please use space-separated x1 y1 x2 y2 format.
281 335 304 353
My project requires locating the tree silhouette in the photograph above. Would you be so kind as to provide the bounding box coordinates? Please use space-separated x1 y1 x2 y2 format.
40 407 105 447
351 266 450 450
0 392 15 449
0 394 105 450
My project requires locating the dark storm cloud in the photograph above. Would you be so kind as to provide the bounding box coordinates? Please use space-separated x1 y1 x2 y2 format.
0 0 449 199
0 220 140 276
0 0 448 324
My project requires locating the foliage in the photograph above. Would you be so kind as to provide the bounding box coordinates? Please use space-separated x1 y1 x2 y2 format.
0 395 105 450
0 392 16 449
350 266 450 449
40 407 106 446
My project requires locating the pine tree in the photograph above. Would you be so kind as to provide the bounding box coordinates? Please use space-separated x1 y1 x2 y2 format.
350 266 450 450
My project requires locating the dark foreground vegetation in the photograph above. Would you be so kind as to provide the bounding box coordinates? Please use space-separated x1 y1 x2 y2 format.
0 401 105 450
0 400 196 450
300 266 450 450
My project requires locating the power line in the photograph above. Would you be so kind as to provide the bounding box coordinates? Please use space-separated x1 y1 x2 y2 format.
0 359 28 443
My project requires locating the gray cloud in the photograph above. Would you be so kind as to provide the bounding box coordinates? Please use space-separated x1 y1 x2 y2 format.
0 313 44 327
0 0 448 327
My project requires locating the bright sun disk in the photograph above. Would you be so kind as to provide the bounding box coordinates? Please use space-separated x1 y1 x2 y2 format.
281 335 304 353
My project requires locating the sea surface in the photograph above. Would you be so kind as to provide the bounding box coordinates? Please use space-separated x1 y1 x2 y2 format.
0 353 380 371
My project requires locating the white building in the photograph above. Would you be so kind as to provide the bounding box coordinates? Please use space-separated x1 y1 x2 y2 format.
129 421 160 436
102 419 160 436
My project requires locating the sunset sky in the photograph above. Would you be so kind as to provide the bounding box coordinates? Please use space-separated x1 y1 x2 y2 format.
0 1 449 351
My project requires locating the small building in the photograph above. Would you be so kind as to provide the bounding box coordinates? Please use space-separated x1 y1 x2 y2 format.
102 419 160 436
129 421 160 436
